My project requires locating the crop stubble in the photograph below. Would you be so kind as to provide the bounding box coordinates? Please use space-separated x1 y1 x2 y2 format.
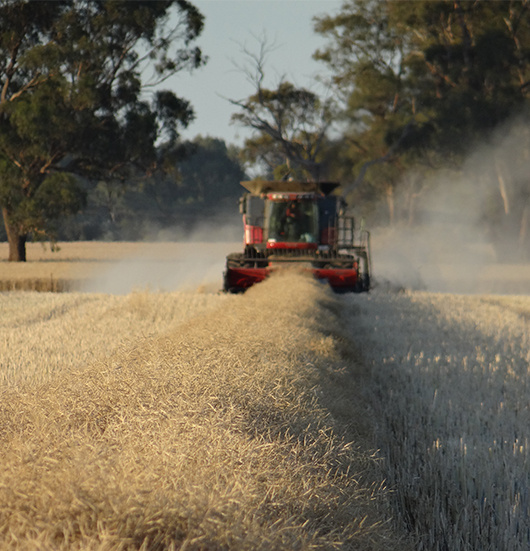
0 272 408 550
344 291 530 550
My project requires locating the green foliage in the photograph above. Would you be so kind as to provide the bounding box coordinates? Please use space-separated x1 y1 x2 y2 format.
176 136 246 204
34 173 85 220
231 77 334 181
314 0 530 227
59 136 247 241
0 0 205 258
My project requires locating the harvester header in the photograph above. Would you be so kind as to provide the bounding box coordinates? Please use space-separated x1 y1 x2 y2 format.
223 180 371 293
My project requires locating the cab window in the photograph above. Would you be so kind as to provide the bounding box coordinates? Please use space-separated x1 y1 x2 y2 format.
268 200 318 242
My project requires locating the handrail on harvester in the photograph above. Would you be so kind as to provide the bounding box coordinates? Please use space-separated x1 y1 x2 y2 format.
240 180 340 196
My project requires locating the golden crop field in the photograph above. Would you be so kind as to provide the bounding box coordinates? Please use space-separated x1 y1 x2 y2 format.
0 262 412 550
0 290 233 387
3 240 530 549
0 241 240 292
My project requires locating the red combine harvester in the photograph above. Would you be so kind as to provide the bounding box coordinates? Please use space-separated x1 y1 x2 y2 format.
223 180 371 293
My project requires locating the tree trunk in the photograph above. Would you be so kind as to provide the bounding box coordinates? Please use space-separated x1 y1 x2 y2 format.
519 204 530 260
495 157 510 215
385 184 395 226
2 207 27 261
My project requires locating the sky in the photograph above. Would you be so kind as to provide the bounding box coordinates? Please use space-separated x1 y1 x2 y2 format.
167 0 344 146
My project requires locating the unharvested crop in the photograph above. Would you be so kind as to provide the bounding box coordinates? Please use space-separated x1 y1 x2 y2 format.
0 290 231 387
0 241 239 293
0 273 409 550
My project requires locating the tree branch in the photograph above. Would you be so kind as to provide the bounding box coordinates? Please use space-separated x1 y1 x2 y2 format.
341 120 416 196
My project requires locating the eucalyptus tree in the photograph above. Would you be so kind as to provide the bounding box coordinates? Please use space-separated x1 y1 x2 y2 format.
314 0 435 223
230 38 334 182
314 0 530 227
0 0 204 260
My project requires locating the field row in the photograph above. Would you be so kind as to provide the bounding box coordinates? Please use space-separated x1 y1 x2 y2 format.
343 290 530 550
0 290 232 387
0 273 409 549
0 241 240 293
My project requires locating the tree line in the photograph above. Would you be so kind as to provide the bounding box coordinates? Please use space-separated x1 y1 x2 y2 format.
1 0 530 260
233 0 530 259
53 136 245 242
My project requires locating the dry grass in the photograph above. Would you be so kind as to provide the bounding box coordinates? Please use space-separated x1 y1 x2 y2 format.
0 290 231 387
0 241 147 262
0 242 141 289
0 242 240 293
344 290 530 550
0 272 410 550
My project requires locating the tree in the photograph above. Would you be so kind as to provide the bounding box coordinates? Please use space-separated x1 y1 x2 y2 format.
58 136 247 240
237 133 289 180
128 135 247 234
230 38 334 181
391 0 530 151
176 136 246 206
0 0 204 260
314 0 436 224
314 0 530 226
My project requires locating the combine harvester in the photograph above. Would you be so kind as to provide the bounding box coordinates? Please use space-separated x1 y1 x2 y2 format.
224 180 371 293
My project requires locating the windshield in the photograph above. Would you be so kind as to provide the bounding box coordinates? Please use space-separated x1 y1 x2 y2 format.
267 200 318 243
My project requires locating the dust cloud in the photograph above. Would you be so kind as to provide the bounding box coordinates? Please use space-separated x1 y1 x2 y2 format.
370 115 530 295
81 223 242 294
82 117 530 297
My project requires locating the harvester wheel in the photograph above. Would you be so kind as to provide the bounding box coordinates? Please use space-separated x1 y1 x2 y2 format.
355 274 370 292
226 253 245 268
223 253 252 294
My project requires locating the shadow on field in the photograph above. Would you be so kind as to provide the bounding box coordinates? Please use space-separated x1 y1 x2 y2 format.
0 272 413 550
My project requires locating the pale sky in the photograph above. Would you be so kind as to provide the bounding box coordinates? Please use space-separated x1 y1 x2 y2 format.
168 0 343 146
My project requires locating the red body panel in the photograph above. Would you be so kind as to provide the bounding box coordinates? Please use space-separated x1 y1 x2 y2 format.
266 241 318 250
224 267 271 290
244 224 263 245
312 268 359 289
224 265 359 291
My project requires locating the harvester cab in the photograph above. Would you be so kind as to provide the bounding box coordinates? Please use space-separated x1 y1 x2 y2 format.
224 180 371 293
